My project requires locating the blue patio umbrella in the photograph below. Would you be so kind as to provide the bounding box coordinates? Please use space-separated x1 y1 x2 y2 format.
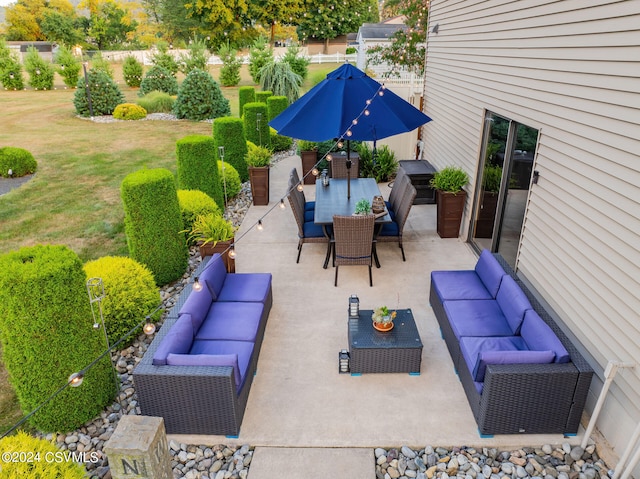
269 63 432 143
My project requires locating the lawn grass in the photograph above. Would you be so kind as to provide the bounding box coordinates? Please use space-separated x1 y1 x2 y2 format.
0 60 338 435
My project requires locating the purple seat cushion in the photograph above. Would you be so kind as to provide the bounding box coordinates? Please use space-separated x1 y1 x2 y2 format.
473 349 555 382
520 310 570 363
179 283 213 330
495 275 532 334
199 253 228 300
444 300 516 338
152 316 194 365
217 273 272 303
190 339 255 391
431 270 494 301
460 335 528 381
474 249 507 298
195 302 264 342
166 353 241 388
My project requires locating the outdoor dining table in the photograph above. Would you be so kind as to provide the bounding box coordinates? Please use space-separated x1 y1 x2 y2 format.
314 178 392 269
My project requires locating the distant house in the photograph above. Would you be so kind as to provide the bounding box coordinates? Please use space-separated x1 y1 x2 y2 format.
355 20 407 74
422 0 640 465
6 41 57 62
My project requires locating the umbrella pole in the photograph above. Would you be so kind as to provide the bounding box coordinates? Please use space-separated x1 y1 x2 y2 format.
347 141 351 199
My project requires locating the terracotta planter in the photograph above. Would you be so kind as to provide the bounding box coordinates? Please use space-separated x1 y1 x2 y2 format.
436 189 467 238
474 191 498 238
249 166 270 206
198 238 235 273
373 321 394 332
300 150 318 184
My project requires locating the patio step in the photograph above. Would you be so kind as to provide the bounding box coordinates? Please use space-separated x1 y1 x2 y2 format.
248 447 374 479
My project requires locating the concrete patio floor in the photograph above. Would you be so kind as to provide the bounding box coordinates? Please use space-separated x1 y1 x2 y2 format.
169 155 589 477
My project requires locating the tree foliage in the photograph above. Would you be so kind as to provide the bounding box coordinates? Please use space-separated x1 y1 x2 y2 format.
281 43 309 80
24 46 54 90
73 68 125 116
150 41 179 76
87 0 138 50
4 0 76 41
173 69 231 121
248 35 273 85
179 37 210 74
218 42 242 87
183 0 250 47
248 0 304 44
259 61 302 103
54 45 81 88
122 55 144 87
0 38 25 90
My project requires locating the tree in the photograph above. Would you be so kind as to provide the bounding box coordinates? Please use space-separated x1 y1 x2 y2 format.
40 9 83 46
0 39 25 90
249 0 304 45
54 45 81 88
179 37 209 74
4 0 76 41
183 0 251 47
218 42 241 87
281 43 309 81
248 35 273 84
367 0 429 76
259 61 301 103
24 46 54 90
87 0 138 49
296 0 378 53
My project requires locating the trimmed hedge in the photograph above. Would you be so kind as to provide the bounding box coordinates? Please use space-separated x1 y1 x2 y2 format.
123 55 143 88
270 128 293 152
218 160 242 199
213 116 248 182
139 65 178 97
0 245 115 432
0 431 87 477
121 168 189 285
178 189 222 245
83 256 161 346
173 68 230 121
238 86 255 117
255 90 272 104
267 95 288 120
243 102 270 149
176 135 224 210
0 146 37 178
73 69 125 117
113 103 147 120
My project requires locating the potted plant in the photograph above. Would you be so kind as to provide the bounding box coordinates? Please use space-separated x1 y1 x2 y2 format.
371 306 397 332
298 139 318 184
430 166 469 238
246 141 272 206
186 212 237 272
354 198 372 215
475 164 502 238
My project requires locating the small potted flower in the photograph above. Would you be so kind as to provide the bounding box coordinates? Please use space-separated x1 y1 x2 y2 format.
353 198 372 215
245 140 273 206
185 212 237 272
371 306 397 332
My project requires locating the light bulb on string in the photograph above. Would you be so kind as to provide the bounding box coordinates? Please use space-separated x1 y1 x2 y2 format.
364 110 370 116
337 141 343 148
312 167 319 176
296 182 304 192
143 318 156 335
352 119 358 125
193 277 203 292
326 154 333 161
279 199 286 209
346 130 353 137
228 245 236 259
68 372 84 387
257 219 264 231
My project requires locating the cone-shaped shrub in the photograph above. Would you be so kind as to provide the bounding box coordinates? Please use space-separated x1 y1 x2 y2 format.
54 46 81 88
73 68 125 116
83 256 161 346
123 55 144 87
176 135 224 209
243 102 270 148
213 116 248 182
238 86 255 117
0 55 24 90
121 168 188 285
255 90 272 104
24 47 54 90
173 68 230 121
139 64 178 96
0 245 115 432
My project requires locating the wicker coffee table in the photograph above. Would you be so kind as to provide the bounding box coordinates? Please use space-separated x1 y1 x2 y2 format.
348 309 423 375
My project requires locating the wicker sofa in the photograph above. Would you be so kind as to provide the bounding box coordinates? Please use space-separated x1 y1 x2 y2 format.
430 250 593 436
134 254 272 436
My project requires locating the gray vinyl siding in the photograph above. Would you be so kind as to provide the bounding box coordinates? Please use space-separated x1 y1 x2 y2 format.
423 0 640 455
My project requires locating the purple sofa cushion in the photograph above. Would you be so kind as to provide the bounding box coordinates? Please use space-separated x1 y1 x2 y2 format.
179 283 213 331
190 339 255 391
475 249 507 298
444 300 515 338
460 335 527 379
195 302 264 342
520 310 570 363
473 349 555 382
199 253 228 300
217 273 272 303
166 352 241 389
495 275 532 334
152 316 194 365
431 270 494 301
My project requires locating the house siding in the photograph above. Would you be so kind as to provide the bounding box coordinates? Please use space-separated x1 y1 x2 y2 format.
423 0 640 458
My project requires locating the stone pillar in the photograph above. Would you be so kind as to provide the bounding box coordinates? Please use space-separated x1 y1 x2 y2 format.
104 416 172 479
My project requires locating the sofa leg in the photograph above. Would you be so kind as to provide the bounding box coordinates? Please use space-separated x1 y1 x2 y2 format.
478 430 494 439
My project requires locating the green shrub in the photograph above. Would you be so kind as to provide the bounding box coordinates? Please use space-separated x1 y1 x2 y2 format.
0 55 24 90
346 46 357 54
90 51 114 79
255 90 272 104
243 102 270 148
238 86 255 117
0 147 37 178
267 95 288 120
179 37 209 75
358 143 398 182
270 128 293 152
186 212 235 246
482 164 502 193
0 245 114 432
259 61 301 103
178 189 222 244
136 90 175 113
113 103 147 120
218 160 242 199
245 140 272 167
218 42 241 87
430 165 469 193
54 45 81 88
248 35 273 84
73 68 125 116
83 256 161 346
150 42 179 76
121 168 189 285
24 47 54 90
173 69 230 121
139 65 179 97
282 44 310 81
123 55 144 87
213 116 248 182
176 135 224 209
0 431 86 478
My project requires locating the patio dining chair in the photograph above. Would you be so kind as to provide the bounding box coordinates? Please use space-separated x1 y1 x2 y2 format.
330 156 360 179
386 168 410 220
332 214 375 287
377 182 416 261
288 189 328 264
289 168 315 213
288 174 314 222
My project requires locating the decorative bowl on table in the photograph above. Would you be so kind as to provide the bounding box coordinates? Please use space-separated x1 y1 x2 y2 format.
372 306 396 332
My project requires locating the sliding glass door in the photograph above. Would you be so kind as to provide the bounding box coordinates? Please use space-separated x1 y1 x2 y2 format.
470 111 539 269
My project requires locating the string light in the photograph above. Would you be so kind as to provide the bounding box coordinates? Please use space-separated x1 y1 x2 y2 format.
312 167 319 176
228 245 236 259
326 154 333 161
257 219 264 231
68 372 84 387
192 277 203 292
143 319 156 335
297 182 304 191
280 199 286 209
